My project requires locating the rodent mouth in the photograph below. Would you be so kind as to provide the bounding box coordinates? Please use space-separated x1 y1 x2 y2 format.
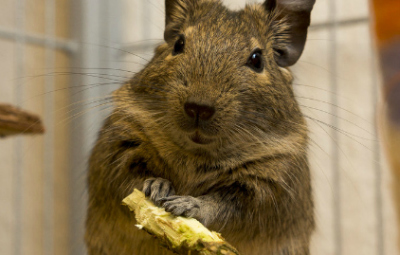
189 131 214 145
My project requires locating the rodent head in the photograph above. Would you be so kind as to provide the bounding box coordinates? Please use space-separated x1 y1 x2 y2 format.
116 0 315 161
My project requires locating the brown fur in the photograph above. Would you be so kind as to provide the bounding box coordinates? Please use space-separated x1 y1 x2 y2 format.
85 1 314 254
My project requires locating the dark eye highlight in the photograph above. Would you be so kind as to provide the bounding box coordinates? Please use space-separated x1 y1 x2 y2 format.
173 35 185 55
246 49 264 73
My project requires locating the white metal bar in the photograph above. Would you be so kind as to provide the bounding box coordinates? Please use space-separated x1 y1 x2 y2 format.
328 1 342 255
104 0 122 95
0 26 78 54
13 1 25 255
69 1 105 254
43 0 56 254
69 2 123 254
143 0 152 40
99 0 115 95
371 44 384 255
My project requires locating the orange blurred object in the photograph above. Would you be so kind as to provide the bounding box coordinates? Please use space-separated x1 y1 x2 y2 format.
372 0 400 47
372 0 400 111
371 0 400 249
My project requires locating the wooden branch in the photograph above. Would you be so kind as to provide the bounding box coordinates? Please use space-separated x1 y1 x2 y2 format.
122 189 241 255
0 104 45 137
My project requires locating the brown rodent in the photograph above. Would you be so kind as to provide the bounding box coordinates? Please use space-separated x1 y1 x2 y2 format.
85 0 316 254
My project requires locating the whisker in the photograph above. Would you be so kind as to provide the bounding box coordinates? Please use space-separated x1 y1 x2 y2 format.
299 104 376 139
302 114 374 152
70 82 124 98
296 96 372 125
58 101 113 127
78 42 151 62
293 82 351 101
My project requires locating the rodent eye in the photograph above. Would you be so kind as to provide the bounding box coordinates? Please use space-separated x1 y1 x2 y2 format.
173 35 185 55
246 49 264 73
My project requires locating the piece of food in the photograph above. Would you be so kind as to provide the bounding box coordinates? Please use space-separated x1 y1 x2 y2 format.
0 103 45 137
122 189 240 255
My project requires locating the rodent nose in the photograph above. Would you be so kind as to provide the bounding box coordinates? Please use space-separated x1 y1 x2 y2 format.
184 102 215 121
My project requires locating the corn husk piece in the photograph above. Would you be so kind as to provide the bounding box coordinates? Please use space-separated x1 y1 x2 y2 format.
122 189 240 255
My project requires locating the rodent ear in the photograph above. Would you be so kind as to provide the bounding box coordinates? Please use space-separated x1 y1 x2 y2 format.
164 0 192 41
263 0 316 67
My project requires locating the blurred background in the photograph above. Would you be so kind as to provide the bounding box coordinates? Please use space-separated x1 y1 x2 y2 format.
0 0 398 254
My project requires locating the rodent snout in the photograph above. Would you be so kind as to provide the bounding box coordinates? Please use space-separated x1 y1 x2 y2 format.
184 102 215 121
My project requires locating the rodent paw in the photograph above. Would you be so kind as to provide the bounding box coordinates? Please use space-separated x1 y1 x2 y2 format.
159 196 201 219
142 178 175 206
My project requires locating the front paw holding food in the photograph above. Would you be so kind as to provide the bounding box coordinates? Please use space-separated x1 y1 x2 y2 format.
158 195 215 227
142 177 175 206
